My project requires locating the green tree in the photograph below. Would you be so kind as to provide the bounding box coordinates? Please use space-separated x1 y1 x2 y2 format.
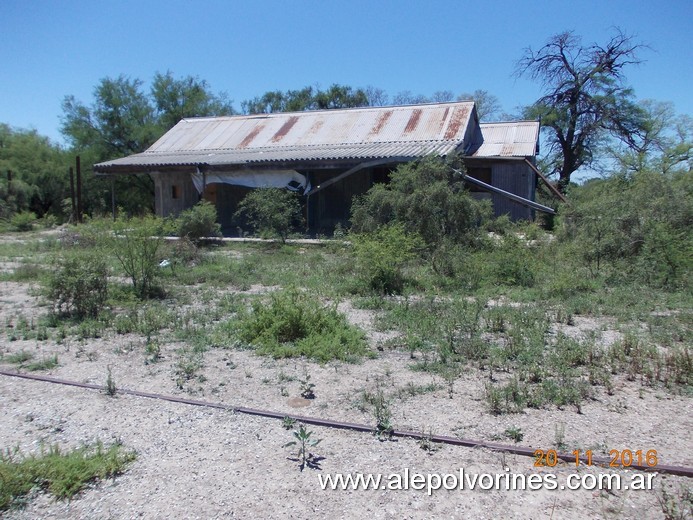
517 30 648 192
0 124 69 219
62 75 158 160
151 71 235 130
313 84 369 109
350 155 489 248
61 73 233 216
234 188 303 241
241 84 369 114
609 100 692 175
560 169 691 288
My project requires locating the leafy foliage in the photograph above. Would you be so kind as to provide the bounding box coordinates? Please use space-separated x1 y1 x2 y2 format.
9 211 37 232
0 442 135 510
151 71 234 130
0 124 69 219
351 224 423 294
237 289 368 362
351 156 489 248
47 252 109 319
560 169 691 288
234 188 303 241
241 83 369 114
177 200 221 243
111 216 168 298
283 423 322 471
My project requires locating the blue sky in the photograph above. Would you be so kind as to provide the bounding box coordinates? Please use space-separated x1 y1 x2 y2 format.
2 0 691 147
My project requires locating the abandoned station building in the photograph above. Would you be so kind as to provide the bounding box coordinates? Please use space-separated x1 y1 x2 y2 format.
94 101 548 234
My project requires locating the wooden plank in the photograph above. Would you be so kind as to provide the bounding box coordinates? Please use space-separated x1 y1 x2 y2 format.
524 159 568 204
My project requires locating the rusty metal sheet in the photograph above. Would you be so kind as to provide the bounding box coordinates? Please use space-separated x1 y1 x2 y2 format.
471 121 540 157
94 103 539 173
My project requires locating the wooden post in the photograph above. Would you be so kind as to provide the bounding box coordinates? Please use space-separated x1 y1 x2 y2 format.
75 156 82 223
69 167 76 222
111 177 116 221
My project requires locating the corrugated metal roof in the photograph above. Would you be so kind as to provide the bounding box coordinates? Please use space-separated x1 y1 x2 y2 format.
96 141 460 169
94 103 540 173
150 102 474 151
470 121 540 158
95 102 476 171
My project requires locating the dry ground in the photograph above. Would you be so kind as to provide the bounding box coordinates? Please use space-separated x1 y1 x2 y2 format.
0 277 691 519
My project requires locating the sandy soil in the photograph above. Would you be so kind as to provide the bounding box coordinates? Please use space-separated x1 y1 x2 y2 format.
0 280 691 519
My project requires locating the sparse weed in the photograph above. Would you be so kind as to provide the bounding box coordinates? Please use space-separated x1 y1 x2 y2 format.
283 423 322 471
418 429 440 453
299 374 316 399
282 416 297 430
105 366 117 396
25 355 58 372
0 442 135 511
554 422 567 450
504 426 524 443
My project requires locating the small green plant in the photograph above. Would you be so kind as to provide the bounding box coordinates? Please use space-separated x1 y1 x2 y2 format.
144 337 162 364
299 374 316 399
283 423 322 471
418 429 440 453
0 442 136 511
105 366 117 397
504 426 524 443
175 349 204 388
47 252 109 319
364 388 394 440
177 201 222 244
237 288 368 362
554 422 567 450
657 485 692 520
10 211 37 232
111 216 167 299
25 355 58 372
282 416 297 430
5 350 33 364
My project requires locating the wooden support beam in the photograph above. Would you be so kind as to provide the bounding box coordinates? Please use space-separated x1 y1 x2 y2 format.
524 159 568 204
306 157 413 197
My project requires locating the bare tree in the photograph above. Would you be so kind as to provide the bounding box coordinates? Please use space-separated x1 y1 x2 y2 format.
457 90 502 121
364 86 389 107
516 30 648 191
431 90 455 102
392 90 430 105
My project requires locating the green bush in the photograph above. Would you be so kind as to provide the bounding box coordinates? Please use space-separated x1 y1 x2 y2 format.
234 188 302 241
560 169 692 288
177 200 221 243
112 216 167 299
47 252 108 319
237 289 368 362
486 235 536 287
350 155 489 249
10 211 37 232
351 224 423 294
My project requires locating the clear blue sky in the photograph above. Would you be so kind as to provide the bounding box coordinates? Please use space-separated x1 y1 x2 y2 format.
2 0 691 147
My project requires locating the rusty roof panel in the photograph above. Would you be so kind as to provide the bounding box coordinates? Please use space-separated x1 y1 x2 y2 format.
149 102 475 152
443 105 471 140
94 103 538 173
470 121 540 157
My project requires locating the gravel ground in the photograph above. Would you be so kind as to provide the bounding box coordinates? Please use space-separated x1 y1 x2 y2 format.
0 280 691 519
